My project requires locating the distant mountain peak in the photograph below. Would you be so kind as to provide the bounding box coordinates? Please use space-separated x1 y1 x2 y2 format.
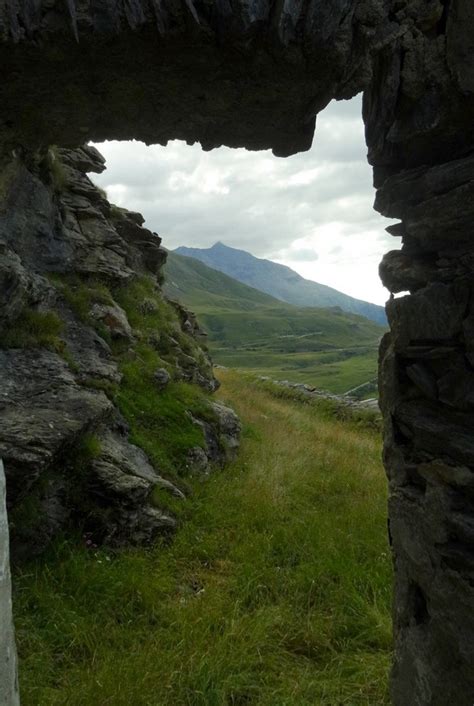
174 243 387 325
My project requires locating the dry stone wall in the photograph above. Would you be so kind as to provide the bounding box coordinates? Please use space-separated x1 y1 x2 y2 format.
1 1 474 703
365 4 474 702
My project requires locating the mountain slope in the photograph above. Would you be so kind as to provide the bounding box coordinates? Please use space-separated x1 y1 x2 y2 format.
164 248 281 312
174 242 387 325
164 251 385 394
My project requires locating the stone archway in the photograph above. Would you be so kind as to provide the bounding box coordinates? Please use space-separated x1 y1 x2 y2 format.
1 2 474 703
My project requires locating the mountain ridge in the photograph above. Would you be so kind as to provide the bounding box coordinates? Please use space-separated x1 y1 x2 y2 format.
164 250 385 394
174 242 387 325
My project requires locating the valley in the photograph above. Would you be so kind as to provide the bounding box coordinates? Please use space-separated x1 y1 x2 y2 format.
164 251 386 396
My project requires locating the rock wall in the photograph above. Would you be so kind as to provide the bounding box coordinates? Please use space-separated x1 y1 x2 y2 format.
1 1 474 703
364 3 474 703
0 145 240 559
0 461 19 706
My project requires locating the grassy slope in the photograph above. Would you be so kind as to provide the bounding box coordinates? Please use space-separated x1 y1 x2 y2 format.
173 243 387 326
165 253 385 394
14 370 391 706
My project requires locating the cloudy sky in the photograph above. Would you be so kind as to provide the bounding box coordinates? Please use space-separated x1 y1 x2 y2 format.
94 95 398 306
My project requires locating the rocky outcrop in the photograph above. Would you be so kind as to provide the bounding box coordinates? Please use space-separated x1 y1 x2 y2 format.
187 402 242 474
0 147 240 558
0 461 19 706
0 1 395 157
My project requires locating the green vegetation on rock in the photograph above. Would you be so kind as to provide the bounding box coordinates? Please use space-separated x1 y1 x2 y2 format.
50 274 114 324
0 308 64 350
14 370 391 705
112 275 217 478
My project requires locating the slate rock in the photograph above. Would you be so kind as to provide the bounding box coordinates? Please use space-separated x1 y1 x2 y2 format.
0 349 113 501
153 367 171 389
91 430 185 502
90 302 133 340
210 402 242 459
387 282 467 351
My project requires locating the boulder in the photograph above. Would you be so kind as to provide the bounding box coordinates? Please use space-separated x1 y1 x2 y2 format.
153 368 171 389
90 302 133 340
210 402 242 460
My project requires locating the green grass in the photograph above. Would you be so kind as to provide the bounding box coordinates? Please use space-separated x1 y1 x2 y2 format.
0 309 64 350
14 370 391 705
164 252 385 394
49 274 114 324
215 349 379 395
116 343 214 478
111 276 217 478
44 273 216 478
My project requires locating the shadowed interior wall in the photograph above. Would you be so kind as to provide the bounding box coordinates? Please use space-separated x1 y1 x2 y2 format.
0 461 19 706
1 1 474 703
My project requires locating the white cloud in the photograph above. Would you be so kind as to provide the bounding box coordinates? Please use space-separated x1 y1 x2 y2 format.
93 95 397 305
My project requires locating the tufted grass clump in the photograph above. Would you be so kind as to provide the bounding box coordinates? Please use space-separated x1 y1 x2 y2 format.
0 309 64 350
14 369 391 705
75 433 102 463
49 274 114 324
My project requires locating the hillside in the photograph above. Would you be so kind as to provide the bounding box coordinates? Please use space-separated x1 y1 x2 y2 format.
15 371 391 705
174 242 387 325
164 252 385 394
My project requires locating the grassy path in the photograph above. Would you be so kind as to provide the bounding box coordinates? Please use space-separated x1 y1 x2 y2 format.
14 371 392 705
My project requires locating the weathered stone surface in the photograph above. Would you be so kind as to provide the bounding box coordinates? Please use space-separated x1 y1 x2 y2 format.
375 155 474 252
188 400 242 471
379 250 437 294
112 210 166 275
90 302 133 340
58 305 122 384
210 402 243 459
153 367 171 389
89 430 184 545
92 430 184 501
0 462 19 706
0 349 113 500
259 376 382 413
387 283 467 351
185 445 210 475
447 0 474 94
0 1 392 158
0 243 51 324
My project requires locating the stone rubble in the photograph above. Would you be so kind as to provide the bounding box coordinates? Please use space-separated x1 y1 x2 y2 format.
257 377 381 414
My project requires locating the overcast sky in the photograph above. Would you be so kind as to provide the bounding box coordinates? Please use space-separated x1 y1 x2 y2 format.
94 95 398 306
